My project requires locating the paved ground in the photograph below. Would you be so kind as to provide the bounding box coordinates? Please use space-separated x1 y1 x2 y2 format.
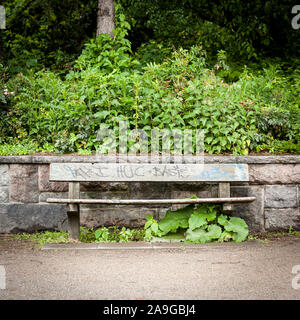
0 236 300 300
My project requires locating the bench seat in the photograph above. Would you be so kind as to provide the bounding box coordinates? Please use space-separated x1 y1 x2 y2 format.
47 197 256 205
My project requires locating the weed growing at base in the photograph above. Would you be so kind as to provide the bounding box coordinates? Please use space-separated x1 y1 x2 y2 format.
14 226 145 246
144 203 249 243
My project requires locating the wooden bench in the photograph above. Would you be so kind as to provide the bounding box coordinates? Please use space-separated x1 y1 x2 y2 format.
47 163 256 240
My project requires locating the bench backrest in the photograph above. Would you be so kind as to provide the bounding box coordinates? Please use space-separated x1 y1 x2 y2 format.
49 163 249 182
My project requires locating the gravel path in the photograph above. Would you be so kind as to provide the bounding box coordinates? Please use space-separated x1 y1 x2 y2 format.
0 237 300 300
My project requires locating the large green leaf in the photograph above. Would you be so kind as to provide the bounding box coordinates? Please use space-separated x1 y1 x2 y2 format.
193 205 217 222
158 204 194 235
217 214 228 226
218 215 248 242
188 213 207 231
151 221 159 234
186 224 222 243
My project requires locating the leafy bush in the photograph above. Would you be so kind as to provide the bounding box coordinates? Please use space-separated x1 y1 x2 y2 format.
1 19 299 155
122 0 300 60
144 204 249 243
0 0 97 74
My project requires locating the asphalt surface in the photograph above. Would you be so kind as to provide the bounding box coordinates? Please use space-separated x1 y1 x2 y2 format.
0 237 300 300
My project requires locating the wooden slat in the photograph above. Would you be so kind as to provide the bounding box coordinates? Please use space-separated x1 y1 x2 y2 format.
49 163 249 182
47 197 256 205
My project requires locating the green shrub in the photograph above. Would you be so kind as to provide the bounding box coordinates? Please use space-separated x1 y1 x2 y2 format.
144 203 249 243
1 28 299 155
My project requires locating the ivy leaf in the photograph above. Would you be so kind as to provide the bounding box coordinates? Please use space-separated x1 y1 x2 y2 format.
158 205 194 235
186 225 222 243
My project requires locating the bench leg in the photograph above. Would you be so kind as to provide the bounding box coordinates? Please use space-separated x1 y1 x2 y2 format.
67 204 80 240
218 182 233 212
68 182 80 240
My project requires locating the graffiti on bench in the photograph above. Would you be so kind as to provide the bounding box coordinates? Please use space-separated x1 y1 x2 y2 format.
50 163 248 182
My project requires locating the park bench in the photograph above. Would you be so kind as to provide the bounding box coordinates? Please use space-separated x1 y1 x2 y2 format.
47 162 256 240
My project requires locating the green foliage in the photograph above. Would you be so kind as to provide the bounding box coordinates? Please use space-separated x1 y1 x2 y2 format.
14 226 146 244
14 230 69 246
217 215 249 242
122 0 300 60
2 37 298 155
0 142 39 155
186 224 222 243
144 214 160 240
74 17 139 73
0 0 97 74
288 226 300 237
80 226 145 243
144 203 249 243
2 0 299 77
135 41 172 66
94 227 110 242
0 3 299 155
158 205 194 235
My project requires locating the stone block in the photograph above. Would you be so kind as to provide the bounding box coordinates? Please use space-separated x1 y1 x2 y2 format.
265 208 300 231
249 164 300 184
10 165 39 203
0 165 9 186
265 185 297 208
79 191 130 211
158 207 171 220
0 186 9 203
0 203 67 233
80 182 129 192
171 182 216 192
81 190 129 200
170 189 213 211
80 206 159 229
231 185 264 232
40 190 130 204
39 165 68 192
129 182 170 200
39 192 69 203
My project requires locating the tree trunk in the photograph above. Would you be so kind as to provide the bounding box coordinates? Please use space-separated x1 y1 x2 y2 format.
96 0 115 38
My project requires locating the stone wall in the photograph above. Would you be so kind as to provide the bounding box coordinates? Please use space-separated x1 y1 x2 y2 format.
0 155 299 233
